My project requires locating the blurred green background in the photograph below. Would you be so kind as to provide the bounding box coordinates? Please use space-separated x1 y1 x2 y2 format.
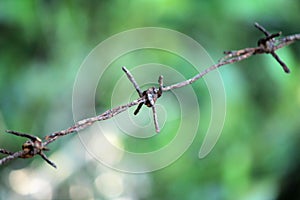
1 0 300 199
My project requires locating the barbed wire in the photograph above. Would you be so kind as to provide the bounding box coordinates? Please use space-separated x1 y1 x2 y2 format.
1 22 299 168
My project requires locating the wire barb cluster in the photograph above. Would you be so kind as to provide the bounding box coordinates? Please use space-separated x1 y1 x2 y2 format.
0 130 56 168
122 66 163 132
219 22 299 73
1 23 299 168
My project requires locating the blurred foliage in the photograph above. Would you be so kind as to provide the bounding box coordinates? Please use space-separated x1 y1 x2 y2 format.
1 0 300 200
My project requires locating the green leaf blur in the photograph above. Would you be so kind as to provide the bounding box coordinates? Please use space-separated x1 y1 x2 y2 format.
0 0 300 199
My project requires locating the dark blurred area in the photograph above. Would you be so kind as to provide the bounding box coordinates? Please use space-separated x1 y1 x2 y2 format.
0 0 300 199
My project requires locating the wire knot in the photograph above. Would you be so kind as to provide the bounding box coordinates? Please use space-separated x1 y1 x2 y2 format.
21 137 49 158
257 32 281 53
2 130 57 168
143 87 162 107
122 66 163 132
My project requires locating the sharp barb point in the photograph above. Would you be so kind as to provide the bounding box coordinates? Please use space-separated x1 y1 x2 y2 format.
40 152 57 169
122 66 143 97
152 106 160 133
134 103 143 115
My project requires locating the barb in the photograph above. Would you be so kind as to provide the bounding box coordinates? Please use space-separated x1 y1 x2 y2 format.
1 22 299 168
122 66 143 97
152 106 160 133
254 22 271 36
122 66 145 115
122 67 163 132
6 130 38 141
1 131 56 168
163 23 299 91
